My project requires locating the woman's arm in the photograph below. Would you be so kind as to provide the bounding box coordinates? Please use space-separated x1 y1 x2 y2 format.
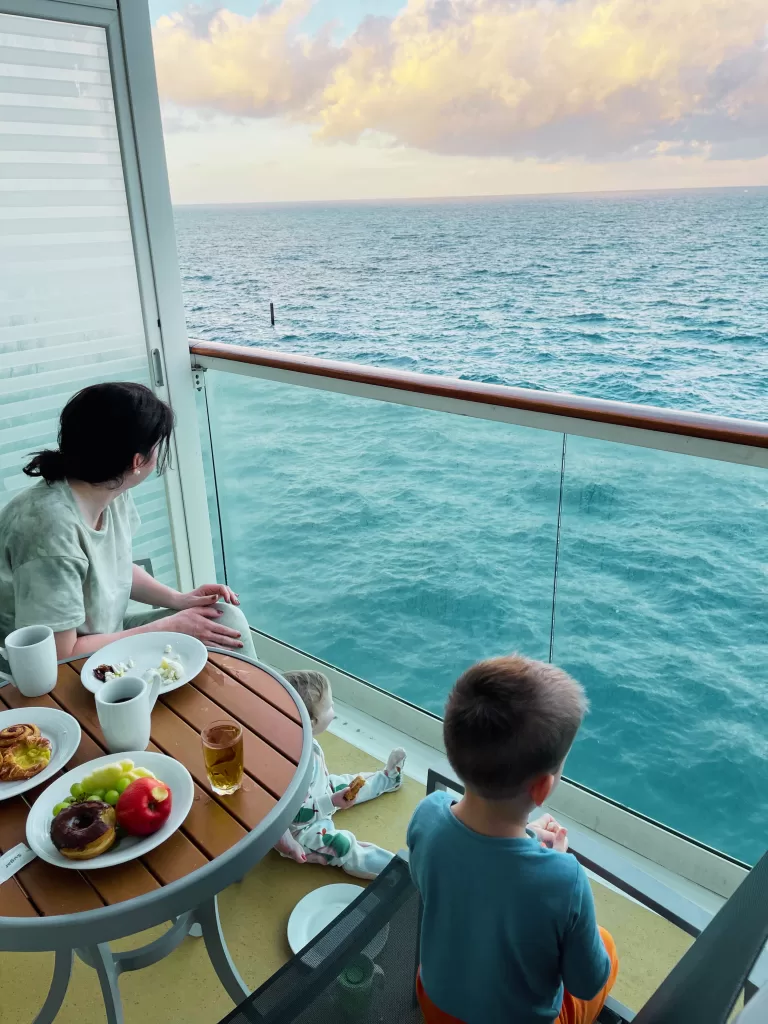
130 565 239 611
130 563 184 610
53 604 244 660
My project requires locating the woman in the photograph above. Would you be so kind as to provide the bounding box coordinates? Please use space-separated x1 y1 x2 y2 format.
0 382 257 663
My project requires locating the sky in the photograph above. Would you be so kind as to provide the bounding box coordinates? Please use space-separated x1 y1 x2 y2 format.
149 1 768 204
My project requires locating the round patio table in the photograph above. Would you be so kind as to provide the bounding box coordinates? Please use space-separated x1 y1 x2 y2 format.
0 650 313 1024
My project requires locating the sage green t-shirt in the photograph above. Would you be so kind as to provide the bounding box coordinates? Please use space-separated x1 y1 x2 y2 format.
0 480 140 648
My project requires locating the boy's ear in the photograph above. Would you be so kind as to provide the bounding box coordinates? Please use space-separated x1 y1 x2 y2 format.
529 773 555 807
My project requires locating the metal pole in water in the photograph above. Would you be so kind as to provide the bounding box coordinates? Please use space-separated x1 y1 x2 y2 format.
270 302 275 328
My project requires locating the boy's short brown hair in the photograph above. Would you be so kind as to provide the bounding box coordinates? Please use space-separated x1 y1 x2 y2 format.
284 670 330 724
444 655 587 799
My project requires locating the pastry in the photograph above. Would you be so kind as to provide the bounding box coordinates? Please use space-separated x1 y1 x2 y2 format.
345 775 366 801
0 735 52 781
51 800 117 860
0 723 41 748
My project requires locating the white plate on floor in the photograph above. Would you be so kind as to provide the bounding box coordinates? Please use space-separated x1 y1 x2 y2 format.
0 707 81 802
287 883 389 958
26 750 193 869
80 632 207 695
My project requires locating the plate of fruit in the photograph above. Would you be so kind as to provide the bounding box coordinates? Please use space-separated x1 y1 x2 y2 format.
25 752 193 869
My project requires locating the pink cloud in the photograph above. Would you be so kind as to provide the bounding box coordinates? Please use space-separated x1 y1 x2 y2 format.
153 0 768 160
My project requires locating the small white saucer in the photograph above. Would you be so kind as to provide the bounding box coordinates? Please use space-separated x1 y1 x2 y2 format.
287 882 389 957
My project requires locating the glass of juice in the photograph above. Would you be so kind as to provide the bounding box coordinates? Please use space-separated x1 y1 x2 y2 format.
201 720 244 795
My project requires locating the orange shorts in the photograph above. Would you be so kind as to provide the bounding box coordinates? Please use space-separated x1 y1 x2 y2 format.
416 928 619 1024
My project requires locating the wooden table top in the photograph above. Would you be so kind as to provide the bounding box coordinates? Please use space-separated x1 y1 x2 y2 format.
0 653 304 922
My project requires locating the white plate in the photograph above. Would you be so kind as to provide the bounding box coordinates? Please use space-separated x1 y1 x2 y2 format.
287 883 389 958
0 707 81 802
25 750 193 869
80 632 207 695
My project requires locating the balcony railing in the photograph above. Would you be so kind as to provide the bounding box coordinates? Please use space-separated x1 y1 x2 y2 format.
190 339 768 870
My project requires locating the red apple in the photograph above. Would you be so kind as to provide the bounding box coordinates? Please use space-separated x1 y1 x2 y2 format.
116 777 172 836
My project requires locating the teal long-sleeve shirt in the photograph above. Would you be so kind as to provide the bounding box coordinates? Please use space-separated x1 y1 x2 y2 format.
407 792 611 1023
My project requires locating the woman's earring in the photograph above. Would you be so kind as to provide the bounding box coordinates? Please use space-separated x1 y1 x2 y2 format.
134 468 141 476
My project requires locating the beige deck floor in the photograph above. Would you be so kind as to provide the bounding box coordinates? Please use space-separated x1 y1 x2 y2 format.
1 733 692 1022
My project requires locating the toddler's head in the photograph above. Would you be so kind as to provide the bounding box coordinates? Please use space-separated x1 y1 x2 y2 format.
284 670 335 736
443 655 586 811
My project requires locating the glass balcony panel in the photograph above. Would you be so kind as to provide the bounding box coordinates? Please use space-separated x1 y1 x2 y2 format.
553 434 767 863
201 371 564 713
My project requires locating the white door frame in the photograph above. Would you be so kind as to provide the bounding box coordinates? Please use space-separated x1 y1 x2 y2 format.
1 0 217 590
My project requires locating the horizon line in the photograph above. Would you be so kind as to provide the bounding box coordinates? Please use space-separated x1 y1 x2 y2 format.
173 182 768 209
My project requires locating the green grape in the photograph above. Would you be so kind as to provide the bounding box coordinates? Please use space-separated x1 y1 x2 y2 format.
88 790 105 801
133 767 154 779
119 759 135 773
70 782 84 798
115 776 132 794
104 790 119 806
52 802 68 816
100 765 124 788
64 796 76 805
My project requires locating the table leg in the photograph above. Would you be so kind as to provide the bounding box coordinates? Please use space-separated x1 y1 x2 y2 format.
33 949 73 1024
114 913 195 971
78 943 123 1024
193 895 250 1005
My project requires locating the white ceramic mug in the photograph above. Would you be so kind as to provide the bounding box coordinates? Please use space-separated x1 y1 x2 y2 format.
0 625 58 697
95 674 161 753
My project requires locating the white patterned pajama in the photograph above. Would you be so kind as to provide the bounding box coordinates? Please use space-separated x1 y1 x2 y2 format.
283 739 405 879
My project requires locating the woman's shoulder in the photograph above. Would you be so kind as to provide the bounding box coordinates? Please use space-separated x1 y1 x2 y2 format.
0 482 84 561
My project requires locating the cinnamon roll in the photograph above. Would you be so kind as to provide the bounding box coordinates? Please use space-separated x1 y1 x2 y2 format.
0 723 41 749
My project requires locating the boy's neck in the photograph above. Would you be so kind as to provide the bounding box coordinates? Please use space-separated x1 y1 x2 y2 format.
451 789 531 839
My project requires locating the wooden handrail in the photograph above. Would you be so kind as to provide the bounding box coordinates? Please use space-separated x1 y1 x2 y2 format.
190 340 768 450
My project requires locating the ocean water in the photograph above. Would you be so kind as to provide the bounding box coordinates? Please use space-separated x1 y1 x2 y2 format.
175 189 768 863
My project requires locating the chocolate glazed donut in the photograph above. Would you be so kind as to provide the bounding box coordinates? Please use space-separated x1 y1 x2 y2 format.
51 800 117 860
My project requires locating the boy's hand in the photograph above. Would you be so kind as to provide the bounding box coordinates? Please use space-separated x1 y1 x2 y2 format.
530 814 568 852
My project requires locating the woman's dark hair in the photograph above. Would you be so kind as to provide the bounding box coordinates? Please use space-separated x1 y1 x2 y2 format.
24 382 174 486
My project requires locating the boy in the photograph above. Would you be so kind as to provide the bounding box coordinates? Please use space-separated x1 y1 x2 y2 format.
407 656 618 1024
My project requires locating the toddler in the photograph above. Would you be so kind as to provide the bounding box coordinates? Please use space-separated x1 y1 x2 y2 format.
408 655 619 1024
275 670 406 878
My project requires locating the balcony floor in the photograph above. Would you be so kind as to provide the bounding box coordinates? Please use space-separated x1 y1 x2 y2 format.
2 733 692 1023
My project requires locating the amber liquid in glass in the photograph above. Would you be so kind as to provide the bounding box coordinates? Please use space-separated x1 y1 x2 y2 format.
201 720 244 795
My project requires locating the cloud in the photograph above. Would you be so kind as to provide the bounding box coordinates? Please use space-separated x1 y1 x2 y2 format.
153 0 768 160
153 1 339 119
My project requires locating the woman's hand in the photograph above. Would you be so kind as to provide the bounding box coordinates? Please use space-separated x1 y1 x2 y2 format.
162 606 243 649
175 583 239 610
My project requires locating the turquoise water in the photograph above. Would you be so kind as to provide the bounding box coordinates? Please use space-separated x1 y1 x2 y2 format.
175 189 768 863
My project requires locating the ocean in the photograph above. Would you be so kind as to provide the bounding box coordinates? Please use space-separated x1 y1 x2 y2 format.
175 188 768 864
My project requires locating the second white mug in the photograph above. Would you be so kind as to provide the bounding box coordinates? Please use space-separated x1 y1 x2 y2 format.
0 625 58 697
95 674 161 753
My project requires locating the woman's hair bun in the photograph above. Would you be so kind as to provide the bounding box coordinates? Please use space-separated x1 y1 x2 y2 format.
23 449 66 483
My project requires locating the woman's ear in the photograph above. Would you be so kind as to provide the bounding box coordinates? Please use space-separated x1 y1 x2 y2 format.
130 453 144 475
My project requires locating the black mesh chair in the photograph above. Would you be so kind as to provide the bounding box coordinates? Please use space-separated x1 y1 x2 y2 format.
218 854 422 1024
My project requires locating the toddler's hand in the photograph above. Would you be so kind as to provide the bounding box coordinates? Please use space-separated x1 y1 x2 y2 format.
331 787 356 808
